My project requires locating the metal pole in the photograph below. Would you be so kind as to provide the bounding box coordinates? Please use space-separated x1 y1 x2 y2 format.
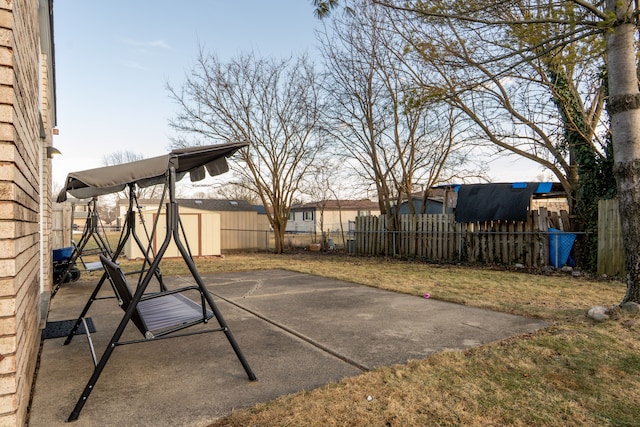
167 167 256 381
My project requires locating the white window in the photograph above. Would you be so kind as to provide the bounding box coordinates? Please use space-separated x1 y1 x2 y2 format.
357 210 370 217
288 212 295 221
303 211 314 221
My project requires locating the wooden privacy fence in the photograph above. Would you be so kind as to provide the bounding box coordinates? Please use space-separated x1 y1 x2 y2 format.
355 208 573 268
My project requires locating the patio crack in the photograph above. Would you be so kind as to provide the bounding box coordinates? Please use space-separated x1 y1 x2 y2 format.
208 289 371 373
241 279 263 298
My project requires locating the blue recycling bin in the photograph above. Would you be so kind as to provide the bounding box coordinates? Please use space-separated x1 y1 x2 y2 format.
548 228 576 268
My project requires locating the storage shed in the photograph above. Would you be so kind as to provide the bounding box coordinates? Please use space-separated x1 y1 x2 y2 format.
120 198 270 258
125 209 221 259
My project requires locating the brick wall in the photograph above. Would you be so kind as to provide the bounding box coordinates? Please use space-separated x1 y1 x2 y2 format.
0 0 55 425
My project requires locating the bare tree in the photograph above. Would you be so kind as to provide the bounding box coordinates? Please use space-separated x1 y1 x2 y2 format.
168 51 324 253
318 2 474 226
605 0 640 302
300 160 335 245
394 3 610 217
102 151 164 200
213 183 261 206
95 203 117 226
102 151 144 166
386 0 629 288
313 0 640 303
389 8 614 269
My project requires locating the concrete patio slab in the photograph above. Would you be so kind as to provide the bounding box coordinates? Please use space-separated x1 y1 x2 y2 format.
28 269 548 426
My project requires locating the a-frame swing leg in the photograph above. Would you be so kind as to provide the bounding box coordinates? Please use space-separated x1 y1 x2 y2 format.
66 283 145 422
170 201 256 381
63 185 164 346
62 272 109 346
162 165 256 381
53 198 112 296
67 225 169 422
63 200 131 346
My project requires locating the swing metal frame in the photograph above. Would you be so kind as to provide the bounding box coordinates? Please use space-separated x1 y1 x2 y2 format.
55 143 256 422
61 183 166 346
51 197 114 297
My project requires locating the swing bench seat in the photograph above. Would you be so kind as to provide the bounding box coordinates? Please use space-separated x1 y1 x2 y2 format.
83 261 104 272
100 254 214 340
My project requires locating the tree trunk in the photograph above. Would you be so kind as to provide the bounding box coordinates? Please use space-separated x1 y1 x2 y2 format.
606 0 640 303
273 223 286 254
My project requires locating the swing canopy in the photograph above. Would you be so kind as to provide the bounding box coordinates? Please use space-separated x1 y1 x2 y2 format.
56 142 247 202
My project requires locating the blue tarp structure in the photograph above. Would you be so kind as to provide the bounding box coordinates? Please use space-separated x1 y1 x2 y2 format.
548 228 576 267
454 182 554 222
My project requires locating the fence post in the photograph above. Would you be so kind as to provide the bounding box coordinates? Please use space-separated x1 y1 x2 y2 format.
457 219 462 262
598 199 624 276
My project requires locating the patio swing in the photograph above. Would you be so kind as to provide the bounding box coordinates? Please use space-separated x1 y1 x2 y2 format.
55 142 257 422
59 182 167 348
51 197 114 297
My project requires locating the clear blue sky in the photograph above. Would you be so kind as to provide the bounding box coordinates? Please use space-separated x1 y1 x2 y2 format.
52 1 544 189
52 1 322 186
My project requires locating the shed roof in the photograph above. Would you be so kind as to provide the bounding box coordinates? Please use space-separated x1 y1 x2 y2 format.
122 198 260 213
291 199 379 211
176 199 257 212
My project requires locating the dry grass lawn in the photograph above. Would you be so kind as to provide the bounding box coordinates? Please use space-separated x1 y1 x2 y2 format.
109 252 638 426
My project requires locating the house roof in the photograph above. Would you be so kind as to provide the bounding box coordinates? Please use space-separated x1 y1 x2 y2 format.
291 199 379 211
407 187 448 200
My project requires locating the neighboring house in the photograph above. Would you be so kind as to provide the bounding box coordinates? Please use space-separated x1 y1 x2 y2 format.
286 199 380 234
117 198 270 256
0 1 57 425
70 199 89 229
397 198 445 215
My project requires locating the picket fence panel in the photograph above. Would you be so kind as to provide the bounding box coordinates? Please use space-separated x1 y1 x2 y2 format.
355 208 561 267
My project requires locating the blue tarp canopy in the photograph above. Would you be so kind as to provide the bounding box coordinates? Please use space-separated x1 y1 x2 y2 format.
455 182 545 222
